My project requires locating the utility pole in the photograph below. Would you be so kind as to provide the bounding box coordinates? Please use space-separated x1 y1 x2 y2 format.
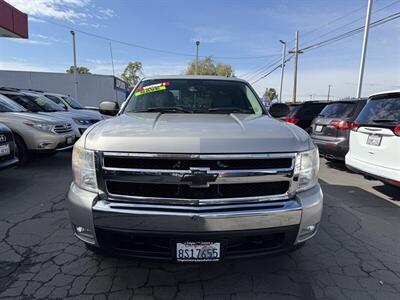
109 41 118 101
195 41 200 75
289 31 303 103
357 0 373 98
327 84 332 101
279 40 286 103
70 31 78 99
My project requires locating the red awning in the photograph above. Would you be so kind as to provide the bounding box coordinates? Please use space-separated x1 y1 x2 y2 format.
0 0 28 38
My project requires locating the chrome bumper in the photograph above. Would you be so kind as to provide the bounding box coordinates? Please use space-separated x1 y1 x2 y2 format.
67 183 323 246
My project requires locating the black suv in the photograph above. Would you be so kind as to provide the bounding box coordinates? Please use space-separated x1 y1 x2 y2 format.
311 99 367 161
283 101 329 133
0 122 18 170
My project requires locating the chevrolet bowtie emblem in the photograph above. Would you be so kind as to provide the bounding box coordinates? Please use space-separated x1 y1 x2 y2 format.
181 167 218 188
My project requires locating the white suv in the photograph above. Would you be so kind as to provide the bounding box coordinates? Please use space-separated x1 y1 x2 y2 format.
346 90 400 187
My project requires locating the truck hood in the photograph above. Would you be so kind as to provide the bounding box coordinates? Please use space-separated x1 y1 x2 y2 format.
84 113 313 153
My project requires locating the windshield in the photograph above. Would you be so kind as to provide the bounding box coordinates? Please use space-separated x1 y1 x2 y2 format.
124 79 263 115
62 96 84 109
0 95 27 112
319 102 355 118
23 95 64 112
357 96 400 124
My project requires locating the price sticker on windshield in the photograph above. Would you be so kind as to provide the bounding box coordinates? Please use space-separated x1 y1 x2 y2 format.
135 82 170 96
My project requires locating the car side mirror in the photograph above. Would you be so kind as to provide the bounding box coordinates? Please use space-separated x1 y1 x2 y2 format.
269 103 289 118
99 101 120 116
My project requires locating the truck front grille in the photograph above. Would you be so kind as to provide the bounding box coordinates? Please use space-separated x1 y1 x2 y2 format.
98 152 298 206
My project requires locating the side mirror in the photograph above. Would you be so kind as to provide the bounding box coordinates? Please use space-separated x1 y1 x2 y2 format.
269 103 289 118
99 101 119 116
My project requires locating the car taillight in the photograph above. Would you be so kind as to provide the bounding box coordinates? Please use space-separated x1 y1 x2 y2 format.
394 124 400 136
283 117 299 124
329 119 351 130
350 121 360 132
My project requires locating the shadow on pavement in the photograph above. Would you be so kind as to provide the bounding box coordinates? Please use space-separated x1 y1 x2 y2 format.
372 184 400 201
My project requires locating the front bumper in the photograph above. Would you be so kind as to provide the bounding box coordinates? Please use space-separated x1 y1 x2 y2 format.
67 183 323 259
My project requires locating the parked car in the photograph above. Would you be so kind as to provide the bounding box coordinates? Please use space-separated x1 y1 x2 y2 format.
34 91 103 120
0 95 75 163
67 75 323 261
0 122 18 169
346 91 400 187
311 99 367 160
283 101 329 133
0 89 100 137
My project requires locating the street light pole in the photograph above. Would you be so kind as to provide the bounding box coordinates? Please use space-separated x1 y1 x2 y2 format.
70 30 78 99
279 40 286 103
195 41 200 75
327 84 332 101
356 0 373 98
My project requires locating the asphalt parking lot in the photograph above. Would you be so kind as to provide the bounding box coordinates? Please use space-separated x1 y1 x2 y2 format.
0 152 399 300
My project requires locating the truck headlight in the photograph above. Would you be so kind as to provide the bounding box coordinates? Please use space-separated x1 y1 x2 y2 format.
295 148 319 192
72 146 98 192
25 122 55 132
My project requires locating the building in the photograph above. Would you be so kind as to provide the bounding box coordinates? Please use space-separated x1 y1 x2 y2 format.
0 70 129 107
0 0 28 38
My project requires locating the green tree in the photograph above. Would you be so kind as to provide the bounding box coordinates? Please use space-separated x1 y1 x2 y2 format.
121 61 143 88
263 88 278 103
185 56 234 77
66 66 91 74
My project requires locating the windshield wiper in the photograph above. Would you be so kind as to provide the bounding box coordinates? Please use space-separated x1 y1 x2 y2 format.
372 119 397 123
208 107 253 114
133 106 192 113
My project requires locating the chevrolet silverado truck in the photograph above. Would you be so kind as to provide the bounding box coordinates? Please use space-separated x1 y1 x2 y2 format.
67 75 323 262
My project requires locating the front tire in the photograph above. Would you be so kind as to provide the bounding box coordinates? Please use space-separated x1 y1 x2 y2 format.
14 135 29 165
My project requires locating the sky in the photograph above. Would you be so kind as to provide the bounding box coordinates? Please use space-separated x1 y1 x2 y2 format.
1 0 399 101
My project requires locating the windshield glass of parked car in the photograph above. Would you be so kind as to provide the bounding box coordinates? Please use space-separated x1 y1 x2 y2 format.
319 102 355 118
0 96 27 112
124 79 263 115
62 96 84 109
9 94 64 112
357 96 400 124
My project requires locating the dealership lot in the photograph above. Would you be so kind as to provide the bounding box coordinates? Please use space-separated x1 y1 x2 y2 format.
0 153 399 300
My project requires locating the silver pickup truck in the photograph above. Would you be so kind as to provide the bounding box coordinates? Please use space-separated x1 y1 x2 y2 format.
67 75 323 262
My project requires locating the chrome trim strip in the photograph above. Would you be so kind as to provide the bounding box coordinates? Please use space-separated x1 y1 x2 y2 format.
102 152 297 159
56 145 74 151
106 193 292 206
93 199 301 217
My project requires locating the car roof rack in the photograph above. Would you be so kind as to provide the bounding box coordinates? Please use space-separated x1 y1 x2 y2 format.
21 88 45 93
0 87 21 91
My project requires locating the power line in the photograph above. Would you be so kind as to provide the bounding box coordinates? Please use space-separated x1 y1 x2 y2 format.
300 11 400 52
249 10 400 85
300 0 400 47
34 17 281 60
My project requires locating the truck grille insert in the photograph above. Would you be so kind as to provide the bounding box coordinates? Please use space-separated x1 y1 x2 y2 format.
103 157 292 170
106 181 290 199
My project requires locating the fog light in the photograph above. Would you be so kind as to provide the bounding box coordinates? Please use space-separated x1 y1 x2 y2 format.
298 223 318 241
38 142 52 149
74 225 95 244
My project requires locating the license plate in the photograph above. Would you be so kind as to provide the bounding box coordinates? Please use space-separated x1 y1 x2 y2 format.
66 136 74 144
176 242 220 262
315 125 323 132
366 134 382 146
0 144 10 156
